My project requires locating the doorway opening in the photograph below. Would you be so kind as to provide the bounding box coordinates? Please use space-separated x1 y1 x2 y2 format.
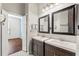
7 13 27 55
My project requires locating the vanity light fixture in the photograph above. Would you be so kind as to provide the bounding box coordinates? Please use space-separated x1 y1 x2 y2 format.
42 8 45 12
42 4 49 12
42 3 60 12
45 7 49 11
42 3 55 12
54 3 60 5
42 6 50 12
49 4 54 8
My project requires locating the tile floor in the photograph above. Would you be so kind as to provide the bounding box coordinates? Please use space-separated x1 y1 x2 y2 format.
9 51 33 56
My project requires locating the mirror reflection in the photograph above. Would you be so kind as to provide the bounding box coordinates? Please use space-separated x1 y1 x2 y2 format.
52 5 75 35
39 15 49 33
54 10 68 32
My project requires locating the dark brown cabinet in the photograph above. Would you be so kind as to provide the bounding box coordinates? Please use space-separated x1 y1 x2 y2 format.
32 39 38 55
45 43 55 56
32 39 75 56
55 47 75 56
32 39 44 56
45 43 75 56
37 41 43 56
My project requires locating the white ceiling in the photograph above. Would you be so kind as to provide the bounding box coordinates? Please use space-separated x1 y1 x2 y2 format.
2 3 26 15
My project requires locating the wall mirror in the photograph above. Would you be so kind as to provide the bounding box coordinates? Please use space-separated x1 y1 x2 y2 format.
52 5 75 35
39 15 50 33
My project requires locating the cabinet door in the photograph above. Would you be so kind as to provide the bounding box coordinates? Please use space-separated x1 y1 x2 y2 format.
32 39 38 56
55 47 75 56
37 41 43 56
55 47 66 56
45 43 55 56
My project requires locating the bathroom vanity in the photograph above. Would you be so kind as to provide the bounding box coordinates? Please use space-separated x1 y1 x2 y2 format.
32 36 76 56
45 43 75 56
32 36 48 56
45 39 76 56
32 39 43 56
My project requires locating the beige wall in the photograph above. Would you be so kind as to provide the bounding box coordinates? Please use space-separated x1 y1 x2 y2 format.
76 5 79 56
27 4 38 53
0 4 2 13
0 3 2 56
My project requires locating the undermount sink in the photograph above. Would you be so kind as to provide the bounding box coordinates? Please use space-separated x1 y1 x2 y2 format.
51 39 61 42
32 36 48 42
60 41 76 49
45 38 76 52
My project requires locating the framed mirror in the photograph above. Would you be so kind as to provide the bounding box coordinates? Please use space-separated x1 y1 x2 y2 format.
39 15 50 33
52 5 75 35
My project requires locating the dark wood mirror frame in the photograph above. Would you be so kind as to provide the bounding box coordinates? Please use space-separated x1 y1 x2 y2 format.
52 5 75 35
38 15 50 33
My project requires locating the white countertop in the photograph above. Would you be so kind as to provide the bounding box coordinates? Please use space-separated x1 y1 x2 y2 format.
45 39 76 53
32 36 76 53
32 36 49 42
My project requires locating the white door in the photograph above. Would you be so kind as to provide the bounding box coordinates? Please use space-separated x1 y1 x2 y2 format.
0 23 2 56
2 9 8 56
